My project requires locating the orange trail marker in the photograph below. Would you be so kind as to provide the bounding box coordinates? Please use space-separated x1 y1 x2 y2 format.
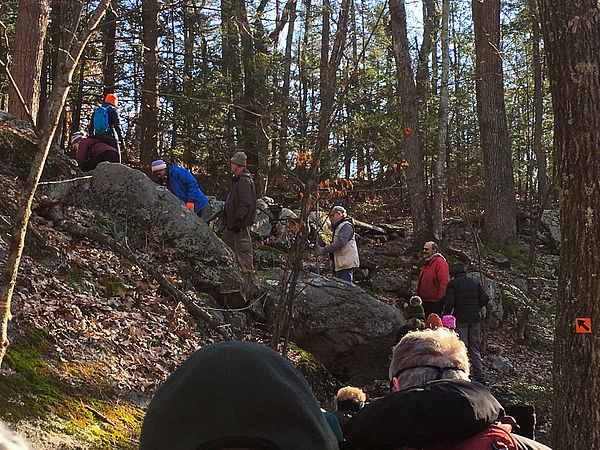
575 318 592 333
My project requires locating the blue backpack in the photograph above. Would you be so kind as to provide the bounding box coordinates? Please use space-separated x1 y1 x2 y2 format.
93 105 112 136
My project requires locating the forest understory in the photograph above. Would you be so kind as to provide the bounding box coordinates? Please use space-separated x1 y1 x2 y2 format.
0 163 556 449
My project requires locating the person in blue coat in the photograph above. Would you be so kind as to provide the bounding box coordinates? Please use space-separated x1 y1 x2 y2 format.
150 159 208 216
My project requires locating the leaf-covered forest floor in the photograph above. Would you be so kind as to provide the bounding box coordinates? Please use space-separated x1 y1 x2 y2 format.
0 170 556 448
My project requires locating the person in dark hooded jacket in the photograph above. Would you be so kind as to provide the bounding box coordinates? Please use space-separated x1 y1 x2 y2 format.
443 264 489 384
139 341 338 450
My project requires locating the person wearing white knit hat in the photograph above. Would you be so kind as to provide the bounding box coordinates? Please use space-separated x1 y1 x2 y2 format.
150 159 208 216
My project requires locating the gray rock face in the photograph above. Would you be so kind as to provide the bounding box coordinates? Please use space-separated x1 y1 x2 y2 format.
88 163 243 301
250 208 272 239
371 270 406 292
277 272 405 383
468 271 504 329
488 252 510 268
541 209 560 246
489 354 518 376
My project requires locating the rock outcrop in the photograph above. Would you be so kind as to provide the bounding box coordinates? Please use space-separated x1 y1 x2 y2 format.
269 272 404 383
88 163 244 302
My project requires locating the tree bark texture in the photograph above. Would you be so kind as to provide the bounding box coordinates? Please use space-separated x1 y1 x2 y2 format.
0 0 111 368
473 0 517 244
389 0 428 243
277 0 297 169
432 0 449 241
102 1 117 93
8 0 50 125
528 0 548 201
139 0 159 165
536 1 600 448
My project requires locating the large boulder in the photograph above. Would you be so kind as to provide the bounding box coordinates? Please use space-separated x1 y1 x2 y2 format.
541 209 560 247
468 271 504 329
271 272 405 383
371 270 406 292
87 163 244 302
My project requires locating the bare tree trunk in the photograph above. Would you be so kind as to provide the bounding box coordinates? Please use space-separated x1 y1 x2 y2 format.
536 0 600 447
389 0 428 243
416 0 439 106
473 0 517 244
102 1 117 93
71 56 86 133
139 0 159 165
182 2 194 168
278 0 297 169
8 0 50 125
432 0 449 241
0 0 111 368
271 0 350 351
528 0 548 201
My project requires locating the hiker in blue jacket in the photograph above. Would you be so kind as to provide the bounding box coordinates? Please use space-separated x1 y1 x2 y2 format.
150 159 208 216
87 93 125 156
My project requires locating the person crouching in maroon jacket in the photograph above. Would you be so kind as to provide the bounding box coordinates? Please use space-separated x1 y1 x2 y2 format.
71 131 120 172
417 241 450 317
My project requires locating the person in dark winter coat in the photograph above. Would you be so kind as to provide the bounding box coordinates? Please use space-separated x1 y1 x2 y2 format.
443 264 489 384
87 93 125 154
316 206 360 283
71 131 120 172
222 151 257 274
343 328 552 450
151 160 208 216
417 241 450 317
139 341 339 450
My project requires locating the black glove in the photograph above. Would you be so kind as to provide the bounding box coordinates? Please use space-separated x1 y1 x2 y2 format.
231 220 242 233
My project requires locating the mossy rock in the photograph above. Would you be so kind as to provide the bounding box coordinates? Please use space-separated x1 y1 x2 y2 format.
288 343 337 407
0 327 144 448
0 114 75 181
485 242 529 270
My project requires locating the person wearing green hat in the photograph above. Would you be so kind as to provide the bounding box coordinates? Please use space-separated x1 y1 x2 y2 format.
222 151 257 274
139 341 339 450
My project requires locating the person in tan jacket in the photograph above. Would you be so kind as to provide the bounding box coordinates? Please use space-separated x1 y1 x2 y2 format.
316 206 360 283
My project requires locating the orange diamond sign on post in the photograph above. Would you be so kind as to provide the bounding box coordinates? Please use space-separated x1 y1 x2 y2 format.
575 318 592 333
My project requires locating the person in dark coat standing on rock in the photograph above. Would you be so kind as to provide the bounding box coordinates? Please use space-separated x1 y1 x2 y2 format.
71 131 120 172
417 241 449 317
222 151 257 274
443 264 489 384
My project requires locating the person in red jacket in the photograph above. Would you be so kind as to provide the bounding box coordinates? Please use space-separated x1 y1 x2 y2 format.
417 241 449 317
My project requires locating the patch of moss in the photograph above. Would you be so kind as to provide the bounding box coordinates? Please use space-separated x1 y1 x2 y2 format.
289 344 337 405
0 327 144 448
486 243 529 269
66 263 98 294
100 274 127 296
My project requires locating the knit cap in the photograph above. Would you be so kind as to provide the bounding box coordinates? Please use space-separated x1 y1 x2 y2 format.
425 313 443 329
105 92 118 106
151 159 167 172
71 131 86 145
442 315 457 329
230 151 248 167
140 341 338 450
